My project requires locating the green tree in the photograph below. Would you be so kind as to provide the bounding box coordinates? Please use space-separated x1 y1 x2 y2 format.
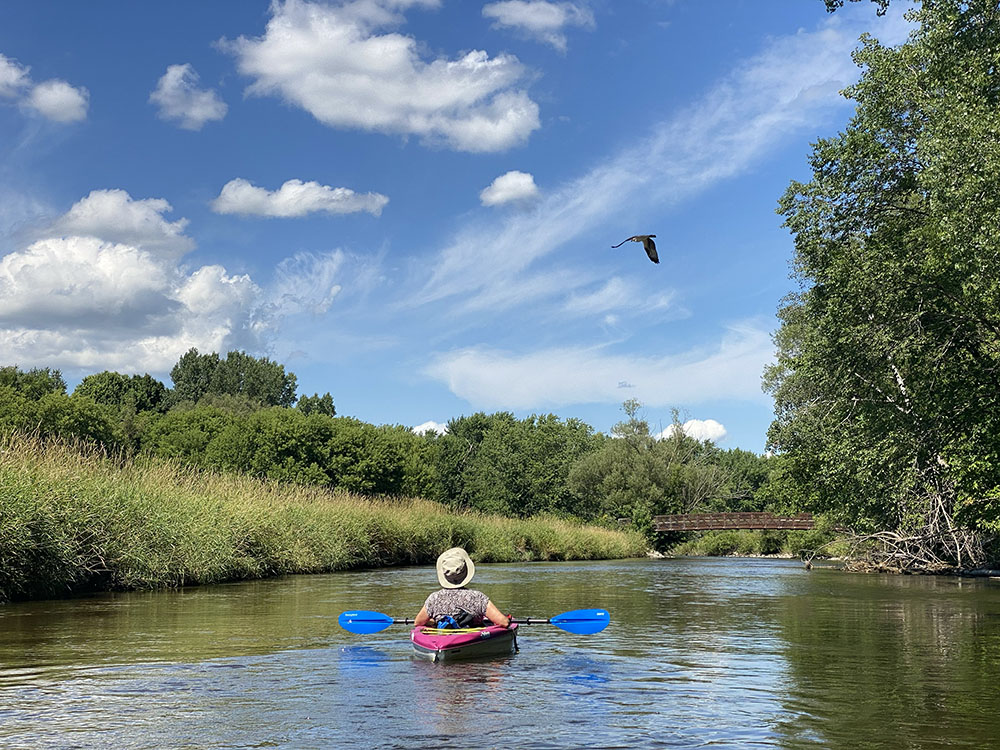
0 366 66 399
325 418 406 495
168 349 298 408
74 371 167 413
34 394 119 445
204 408 334 485
766 0 1000 569
568 402 727 540
142 406 237 465
296 392 336 417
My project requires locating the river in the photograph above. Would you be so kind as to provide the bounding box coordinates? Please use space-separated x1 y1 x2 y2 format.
1 558 998 749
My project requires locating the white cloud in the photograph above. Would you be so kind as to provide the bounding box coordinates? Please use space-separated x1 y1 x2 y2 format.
0 190 265 373
480 170 539 206
25 79 89 122
563 277 677 317
657 419 728 443
413 9 910 312
412 420 448 435
425 322 774 410
270 250 346 315
0 53 30 98
227 0 539 152
48 189 195 258
212 178 389 217
483 1 595 52
149 63 227 130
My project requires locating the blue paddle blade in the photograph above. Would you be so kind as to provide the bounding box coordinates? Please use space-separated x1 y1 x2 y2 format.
339 610 394 634
549 609 611 635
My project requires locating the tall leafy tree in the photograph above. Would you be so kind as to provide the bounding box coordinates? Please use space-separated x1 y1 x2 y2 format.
296 392 336 417
74 371 167 413
169 349 298 408
0 366 66 399
766 0 1000 569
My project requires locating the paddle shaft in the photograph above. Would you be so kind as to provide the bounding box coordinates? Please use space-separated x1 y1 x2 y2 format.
339 607 609 635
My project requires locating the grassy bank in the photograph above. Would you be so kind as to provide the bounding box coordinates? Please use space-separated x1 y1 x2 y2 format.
666 528 844 559
0 434 647 602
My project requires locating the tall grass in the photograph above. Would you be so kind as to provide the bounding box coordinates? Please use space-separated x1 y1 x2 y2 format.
0 433 647 602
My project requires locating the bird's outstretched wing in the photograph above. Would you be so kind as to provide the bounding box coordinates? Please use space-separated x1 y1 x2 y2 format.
643 237 659 264
610 237 636 248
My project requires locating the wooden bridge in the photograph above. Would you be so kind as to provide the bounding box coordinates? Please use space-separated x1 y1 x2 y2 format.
653 512 815 532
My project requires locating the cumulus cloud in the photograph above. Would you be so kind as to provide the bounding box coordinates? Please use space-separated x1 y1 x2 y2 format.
657 419 728 443
227 0 540 152
425 323 773 410
48 189 194 258
412 420 448 435
149 63 227 130
483 1 595 52
0 190 263 373
212 178 389 217
480 170 539 206
0 53 29 98
26 79 89 122
0 51 89 122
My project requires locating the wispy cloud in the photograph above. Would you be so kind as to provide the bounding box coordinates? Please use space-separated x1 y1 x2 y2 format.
413 10 909 314
227 0 540 152
212 178 389 217
424 322 773 410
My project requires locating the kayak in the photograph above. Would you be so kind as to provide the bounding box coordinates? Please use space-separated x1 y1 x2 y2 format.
410 623 518 662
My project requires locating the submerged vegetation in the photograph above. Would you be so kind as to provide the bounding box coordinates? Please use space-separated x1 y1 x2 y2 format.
0 433 646 603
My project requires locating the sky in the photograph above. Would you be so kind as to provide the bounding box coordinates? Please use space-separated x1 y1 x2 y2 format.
0 0 911 452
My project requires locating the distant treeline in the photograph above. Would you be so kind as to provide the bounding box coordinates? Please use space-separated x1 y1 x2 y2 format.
0 352 797 545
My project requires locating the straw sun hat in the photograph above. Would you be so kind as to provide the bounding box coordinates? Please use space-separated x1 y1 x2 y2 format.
436 547 475 589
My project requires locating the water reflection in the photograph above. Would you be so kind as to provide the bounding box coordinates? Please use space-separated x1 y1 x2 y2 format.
0 559 998 748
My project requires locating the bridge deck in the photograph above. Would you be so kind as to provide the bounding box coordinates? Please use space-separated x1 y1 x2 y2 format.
653 512 815 532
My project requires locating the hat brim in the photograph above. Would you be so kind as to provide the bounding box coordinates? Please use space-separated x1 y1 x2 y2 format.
436 547 475 588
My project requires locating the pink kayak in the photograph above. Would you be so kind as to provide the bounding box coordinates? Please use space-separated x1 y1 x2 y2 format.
410 623 518 662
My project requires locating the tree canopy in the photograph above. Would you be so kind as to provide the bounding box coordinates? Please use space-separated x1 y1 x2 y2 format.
766 0 1000 569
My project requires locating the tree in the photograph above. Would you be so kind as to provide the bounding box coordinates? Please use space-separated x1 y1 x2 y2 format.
168 349 297 408
204 408 334 485
823 0 889 14
74 371 167 413
0 366 66 399
766 0 1000 570
296 392 336 417
142 406 237 465
568 402 727 540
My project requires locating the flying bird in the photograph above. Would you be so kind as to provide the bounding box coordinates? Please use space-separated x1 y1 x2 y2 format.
612 235 658 264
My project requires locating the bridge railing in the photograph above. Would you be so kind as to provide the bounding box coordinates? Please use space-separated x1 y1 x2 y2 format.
653 512 815 532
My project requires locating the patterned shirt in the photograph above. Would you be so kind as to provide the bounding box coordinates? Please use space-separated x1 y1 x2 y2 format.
423 588 490 621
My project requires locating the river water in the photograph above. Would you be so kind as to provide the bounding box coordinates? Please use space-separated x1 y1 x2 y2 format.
1 557 998 749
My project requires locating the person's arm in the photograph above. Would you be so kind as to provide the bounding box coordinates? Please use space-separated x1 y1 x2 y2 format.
485 600 509 628
414 606 431 627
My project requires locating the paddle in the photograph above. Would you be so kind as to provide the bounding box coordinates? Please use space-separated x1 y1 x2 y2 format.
338 608 610 635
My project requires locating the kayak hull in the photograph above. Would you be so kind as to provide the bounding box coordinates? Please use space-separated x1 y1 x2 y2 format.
410 623 518 662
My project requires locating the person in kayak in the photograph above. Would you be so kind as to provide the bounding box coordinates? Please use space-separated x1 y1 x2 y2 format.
413 547 510 629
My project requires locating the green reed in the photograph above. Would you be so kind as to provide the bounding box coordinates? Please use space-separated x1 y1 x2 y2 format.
0 433 646 602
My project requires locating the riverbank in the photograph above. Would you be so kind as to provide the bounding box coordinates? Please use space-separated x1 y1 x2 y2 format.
0 434 647 603
665 527 842 559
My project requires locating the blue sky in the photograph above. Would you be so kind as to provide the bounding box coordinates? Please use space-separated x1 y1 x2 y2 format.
0 1 910 451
